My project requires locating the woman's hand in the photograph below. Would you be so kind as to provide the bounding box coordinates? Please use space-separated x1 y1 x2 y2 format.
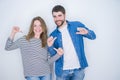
10 26 22 40
47 36 57 47
54 48 64 56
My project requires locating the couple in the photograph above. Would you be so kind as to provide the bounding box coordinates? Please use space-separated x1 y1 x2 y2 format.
5 5 96 80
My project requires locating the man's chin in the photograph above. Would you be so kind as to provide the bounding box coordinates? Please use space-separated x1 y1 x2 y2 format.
57 24 61 27
56 21 64 27
56 23 63 27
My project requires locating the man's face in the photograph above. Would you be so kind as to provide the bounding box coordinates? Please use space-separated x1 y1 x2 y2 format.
52 11 65 27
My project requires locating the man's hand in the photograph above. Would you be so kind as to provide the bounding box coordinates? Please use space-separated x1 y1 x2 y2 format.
76 27 88 35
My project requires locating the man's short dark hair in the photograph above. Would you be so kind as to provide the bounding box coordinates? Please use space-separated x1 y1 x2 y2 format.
52 5 65 14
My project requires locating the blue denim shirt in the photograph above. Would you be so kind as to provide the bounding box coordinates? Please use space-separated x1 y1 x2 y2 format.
48 21 96 76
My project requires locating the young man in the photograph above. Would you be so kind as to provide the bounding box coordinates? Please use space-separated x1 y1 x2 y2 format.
47 5 96 80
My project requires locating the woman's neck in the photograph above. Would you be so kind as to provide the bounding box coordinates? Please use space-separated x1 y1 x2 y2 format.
34 34 40 39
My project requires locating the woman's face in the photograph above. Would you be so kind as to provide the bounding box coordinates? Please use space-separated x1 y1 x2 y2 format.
33 20 43 36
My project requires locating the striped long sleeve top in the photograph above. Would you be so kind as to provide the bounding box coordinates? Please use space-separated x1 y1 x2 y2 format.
5 36 61 77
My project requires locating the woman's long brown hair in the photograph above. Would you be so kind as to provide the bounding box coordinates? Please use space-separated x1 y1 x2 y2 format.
26 16 48 47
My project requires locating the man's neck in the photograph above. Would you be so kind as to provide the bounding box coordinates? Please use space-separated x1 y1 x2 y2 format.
59 21 67 29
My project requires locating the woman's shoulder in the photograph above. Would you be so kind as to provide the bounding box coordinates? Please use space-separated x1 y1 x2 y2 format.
18 35 27 41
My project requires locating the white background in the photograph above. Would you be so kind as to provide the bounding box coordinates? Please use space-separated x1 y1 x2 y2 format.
0 0 120 80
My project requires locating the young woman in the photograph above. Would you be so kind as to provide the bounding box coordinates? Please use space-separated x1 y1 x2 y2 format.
5 16 63 80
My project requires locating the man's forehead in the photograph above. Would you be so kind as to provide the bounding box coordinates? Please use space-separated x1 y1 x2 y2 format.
53 11 63 15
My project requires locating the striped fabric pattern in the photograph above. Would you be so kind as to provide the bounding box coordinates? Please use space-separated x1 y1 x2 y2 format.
5 36 60 77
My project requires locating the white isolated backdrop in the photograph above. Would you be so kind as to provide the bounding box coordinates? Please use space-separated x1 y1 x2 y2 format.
0 0 120 80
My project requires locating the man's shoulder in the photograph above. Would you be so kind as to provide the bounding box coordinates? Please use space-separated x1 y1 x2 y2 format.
50 29 58 36
68 20 84 26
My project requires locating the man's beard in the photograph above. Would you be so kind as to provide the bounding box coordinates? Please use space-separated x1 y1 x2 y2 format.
55 20 64 27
